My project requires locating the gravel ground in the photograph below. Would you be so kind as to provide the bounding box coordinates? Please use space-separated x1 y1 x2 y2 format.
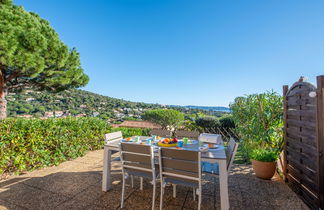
0 150 309 210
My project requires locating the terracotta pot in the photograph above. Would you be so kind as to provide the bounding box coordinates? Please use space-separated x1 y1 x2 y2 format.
251 159 276 180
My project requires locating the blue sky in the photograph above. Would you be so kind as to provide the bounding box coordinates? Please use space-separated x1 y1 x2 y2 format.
14 0 324 107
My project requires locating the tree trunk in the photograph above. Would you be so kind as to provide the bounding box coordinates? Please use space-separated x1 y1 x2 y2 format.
0 70 7 120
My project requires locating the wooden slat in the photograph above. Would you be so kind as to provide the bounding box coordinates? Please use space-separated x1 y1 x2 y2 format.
287 165 319 193
287 137 317 160
287 174 320 209
162 158 198 173
316 77 324 209
163 167 198 178
161 148 198 161
287 96 315 106
287 119 316 130
286 150 317 171
287 140 317 162
287 127 316 139
124 162 152 169
287 109 316 118
287 105 315 111
287 140 315 158
121 143 151 154
286 146 317 170
287 158 318 186
287 164 317 184
123 153 151 164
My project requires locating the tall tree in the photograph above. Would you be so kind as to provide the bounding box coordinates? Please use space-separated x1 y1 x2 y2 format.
0 0 89 119
143 109 184 130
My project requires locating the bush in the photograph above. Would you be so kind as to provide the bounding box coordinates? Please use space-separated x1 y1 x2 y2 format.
219 115 235 129
0 117 110 174
230 91 283 162
195 116 220 132
250 148 279 162
111 127 151 138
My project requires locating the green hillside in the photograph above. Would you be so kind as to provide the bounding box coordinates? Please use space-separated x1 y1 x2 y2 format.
6 89 162 121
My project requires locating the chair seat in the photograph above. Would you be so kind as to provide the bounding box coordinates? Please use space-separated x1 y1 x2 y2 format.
202 161 219 175
164 177 198 188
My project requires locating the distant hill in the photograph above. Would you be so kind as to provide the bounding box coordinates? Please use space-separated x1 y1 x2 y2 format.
6 88 229 120
6 89 162 120
169 105 230 112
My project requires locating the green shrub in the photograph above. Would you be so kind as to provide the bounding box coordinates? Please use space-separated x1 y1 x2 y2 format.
250 148 279 162
0 117 110 174
195 116 220 132
219 115 235 128
111 127 151 137
230 91 283 162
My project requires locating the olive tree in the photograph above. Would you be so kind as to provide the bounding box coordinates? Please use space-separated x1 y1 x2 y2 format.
0 0 89 119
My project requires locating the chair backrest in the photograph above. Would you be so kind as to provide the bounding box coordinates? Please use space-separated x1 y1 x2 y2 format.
198 133 223 144
175 130 200 139
159 148 201 182
150 129 171 137
105 131 123 144
226 138 238 172
119 143 155 176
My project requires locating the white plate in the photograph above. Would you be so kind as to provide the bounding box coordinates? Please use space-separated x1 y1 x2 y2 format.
121 139 135 142
199 147 209 152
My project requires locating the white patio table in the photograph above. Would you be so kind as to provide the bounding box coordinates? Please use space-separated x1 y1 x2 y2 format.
102 136 229 210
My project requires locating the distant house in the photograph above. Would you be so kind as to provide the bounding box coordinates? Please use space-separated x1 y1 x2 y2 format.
17 114 33 118
112 120 162 129
54 111 64 117
25 90 33 94
44 112 54 118
76 113 87 117
26 97 35 101
80 104 87 108
93 112 100 117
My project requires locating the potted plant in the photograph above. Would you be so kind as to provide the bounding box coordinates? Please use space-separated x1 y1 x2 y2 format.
250 148 279 179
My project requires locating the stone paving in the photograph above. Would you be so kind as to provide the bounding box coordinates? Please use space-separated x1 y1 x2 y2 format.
0 150 309 210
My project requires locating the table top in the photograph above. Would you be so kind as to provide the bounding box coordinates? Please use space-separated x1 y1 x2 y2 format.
105 136 227 160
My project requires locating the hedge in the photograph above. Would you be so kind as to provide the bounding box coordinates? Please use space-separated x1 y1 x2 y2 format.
111 127 151 137
0 117 110 174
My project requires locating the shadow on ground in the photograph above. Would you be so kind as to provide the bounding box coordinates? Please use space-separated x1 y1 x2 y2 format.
0 150 309 210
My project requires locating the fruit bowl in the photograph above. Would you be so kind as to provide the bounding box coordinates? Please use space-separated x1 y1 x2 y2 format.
158 142 177 147
158 138 178 147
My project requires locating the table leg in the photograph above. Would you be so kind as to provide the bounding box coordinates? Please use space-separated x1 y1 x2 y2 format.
102 147 112 191
219 159 229 210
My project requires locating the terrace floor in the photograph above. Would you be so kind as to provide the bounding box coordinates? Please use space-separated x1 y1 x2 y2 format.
0 150 309 210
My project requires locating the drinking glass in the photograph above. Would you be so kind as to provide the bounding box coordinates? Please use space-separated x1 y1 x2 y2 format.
183 137 188 144
177 141 184 147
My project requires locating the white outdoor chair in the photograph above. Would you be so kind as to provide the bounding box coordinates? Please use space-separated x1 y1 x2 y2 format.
198 133 224 145
119 142 158 210
159 148 202 210
150 129 172 138
175 130 200 139
202 138 238 177
105 131 123 144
